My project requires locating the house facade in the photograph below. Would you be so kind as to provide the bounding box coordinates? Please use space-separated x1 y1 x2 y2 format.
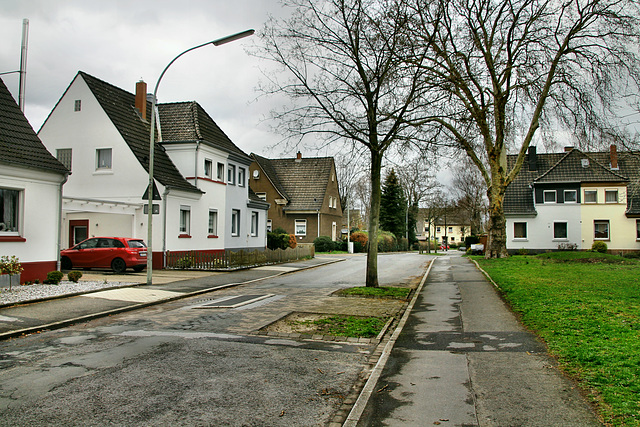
249 152 343 244
416 208 471 246
38 72 268 268
0 77 69 283
504 146 640 253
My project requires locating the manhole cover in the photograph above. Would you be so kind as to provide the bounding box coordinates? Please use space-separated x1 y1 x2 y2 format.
193 294 275 309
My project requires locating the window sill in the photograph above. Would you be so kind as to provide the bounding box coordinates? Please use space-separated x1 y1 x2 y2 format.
207 235 219 239
552 239 569 242
178 234 192 239
594 238 610 241
0 236 26 242
93 170 114 175
512 238 528 242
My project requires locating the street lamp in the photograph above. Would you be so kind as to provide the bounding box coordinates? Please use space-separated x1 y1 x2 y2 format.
146 29 255 285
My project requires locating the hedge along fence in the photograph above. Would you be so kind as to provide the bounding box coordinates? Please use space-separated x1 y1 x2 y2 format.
165 246 315 271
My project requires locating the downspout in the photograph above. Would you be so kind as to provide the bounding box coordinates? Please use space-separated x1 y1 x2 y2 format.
318 210 320 239
56 175 69 271
162 186 170 268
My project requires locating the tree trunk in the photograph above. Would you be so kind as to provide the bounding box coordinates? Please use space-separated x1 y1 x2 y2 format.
485 184 509 258
366 150 383 287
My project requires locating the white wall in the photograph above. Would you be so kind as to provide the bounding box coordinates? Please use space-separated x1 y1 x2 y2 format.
507 202 582 251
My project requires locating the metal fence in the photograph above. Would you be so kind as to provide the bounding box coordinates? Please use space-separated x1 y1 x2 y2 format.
165 246 314 270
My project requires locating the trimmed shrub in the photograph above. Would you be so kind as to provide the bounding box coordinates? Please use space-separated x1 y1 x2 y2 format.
44 270 64 285
175 257 193 269
591 241 608 253
267 232 290 250
67 270 83 283
350 231 368 248
353 241 364 253
398 237 409 251
314 235 336 252
377 231 397 252
465 235 480 247
335 240 348 251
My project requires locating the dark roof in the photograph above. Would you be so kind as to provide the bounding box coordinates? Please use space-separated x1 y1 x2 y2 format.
158 102 251 162
77 72 200 194
0 78 68 175
505 148 640 216
252 154 335 211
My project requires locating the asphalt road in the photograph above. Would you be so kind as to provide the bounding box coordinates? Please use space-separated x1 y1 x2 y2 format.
0 253 429 427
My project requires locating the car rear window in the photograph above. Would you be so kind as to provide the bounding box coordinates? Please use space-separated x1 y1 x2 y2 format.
128 240 146 248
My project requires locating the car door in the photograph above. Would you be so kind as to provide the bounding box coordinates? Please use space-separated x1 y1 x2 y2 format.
70 238 99 267
92 238 116 268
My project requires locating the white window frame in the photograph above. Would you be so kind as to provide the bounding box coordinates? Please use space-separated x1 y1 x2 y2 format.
543 190 557 203
179 206 191 235
295 219 307 236
208 210 218 236
553 222 568 240
267 219 272 232
231 209 240 236
594 220 610 240
228 164 236 185
584 189 597 204
204 159 213 178
238 167 246 187
217 162 225 181
513 222 527 239
564 190 577 203
96 148 112 170
605 189 618 204
251 211 259 236
0 188 21 234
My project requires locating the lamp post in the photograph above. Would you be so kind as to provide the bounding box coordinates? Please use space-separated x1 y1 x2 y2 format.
146 29 254 285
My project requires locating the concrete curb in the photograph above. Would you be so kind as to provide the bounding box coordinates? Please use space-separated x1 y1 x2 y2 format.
342 258 435 426
0 258 344 341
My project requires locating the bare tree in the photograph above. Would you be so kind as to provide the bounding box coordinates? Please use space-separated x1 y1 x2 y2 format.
257 0 431 285
449 158 487 235
409 0 640 257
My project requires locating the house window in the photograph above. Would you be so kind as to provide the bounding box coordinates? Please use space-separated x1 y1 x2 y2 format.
208 210 218 236
256 192 267 201
514 222 527 239
74 99 81 112
231 209 240 236
448 227 453 233
584 190 597 204
217 162 225 181
204 159 212 178
251 211 259 236
227 164 236 185
564 190 577 203
605 189 618 203
543 190 556 203
0 188 20 233
329 196 333 208
267 219 272 232
436 226 441 233
180 206 191 235
594 220 609 240
637 220 640 240
96 148 112 170
56 148 72 171
553 222 568 239
295 219 307 236
238 167 246 187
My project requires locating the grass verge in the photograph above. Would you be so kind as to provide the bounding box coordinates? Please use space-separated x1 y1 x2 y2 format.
295 315 388 338
475 252 640 426
336 286 411 299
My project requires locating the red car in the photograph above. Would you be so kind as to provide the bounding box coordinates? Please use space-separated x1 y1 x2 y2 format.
61 237 147 273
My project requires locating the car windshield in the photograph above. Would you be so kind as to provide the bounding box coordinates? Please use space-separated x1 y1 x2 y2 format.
128 240 146 249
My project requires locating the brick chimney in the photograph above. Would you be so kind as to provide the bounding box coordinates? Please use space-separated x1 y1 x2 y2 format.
135 80 147 120
610 144 618 169
295 151 302 162
528 146 537 171
564 146 574 152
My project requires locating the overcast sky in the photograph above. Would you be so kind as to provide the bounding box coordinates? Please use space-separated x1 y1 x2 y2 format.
0 0 298 158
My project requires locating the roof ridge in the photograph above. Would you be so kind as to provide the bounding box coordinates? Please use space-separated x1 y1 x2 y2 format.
534 149 628 182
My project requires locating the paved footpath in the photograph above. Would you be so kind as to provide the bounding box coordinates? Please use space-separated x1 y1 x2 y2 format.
352 253 602 427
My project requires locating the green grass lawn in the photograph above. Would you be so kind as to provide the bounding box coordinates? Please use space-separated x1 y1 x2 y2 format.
475 252 640 426
336 286 411 299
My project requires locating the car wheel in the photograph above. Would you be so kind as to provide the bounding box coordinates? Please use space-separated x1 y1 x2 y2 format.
133 265 145 272
61 256 72 270
111 258 126 274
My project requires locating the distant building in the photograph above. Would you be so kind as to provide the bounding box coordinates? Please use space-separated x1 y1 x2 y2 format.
250 152 342 243
0 77 69 283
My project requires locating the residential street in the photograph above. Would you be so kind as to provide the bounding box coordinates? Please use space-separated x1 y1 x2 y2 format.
0 253 429 426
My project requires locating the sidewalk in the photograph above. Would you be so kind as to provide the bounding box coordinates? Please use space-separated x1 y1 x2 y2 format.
347 252 601 426
0 256 341 340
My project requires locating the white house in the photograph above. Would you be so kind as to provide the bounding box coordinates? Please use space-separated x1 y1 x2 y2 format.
0 77 69 283
504 146 640 253
38 72 268 268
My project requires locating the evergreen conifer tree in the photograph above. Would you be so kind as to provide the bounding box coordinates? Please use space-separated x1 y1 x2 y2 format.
380 169 406 240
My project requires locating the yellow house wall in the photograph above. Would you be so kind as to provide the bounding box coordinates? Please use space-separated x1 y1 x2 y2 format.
580 184 639 250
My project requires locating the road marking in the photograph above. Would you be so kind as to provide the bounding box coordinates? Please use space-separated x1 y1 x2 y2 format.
83 288 184 303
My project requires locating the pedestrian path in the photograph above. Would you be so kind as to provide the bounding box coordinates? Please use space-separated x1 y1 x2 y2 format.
0 257 341 340
350 253 601 426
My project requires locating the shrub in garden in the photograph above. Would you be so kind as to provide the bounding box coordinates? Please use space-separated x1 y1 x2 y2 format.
267 232 290 250
465 235 480 247
350 231 368 249
44 270 64 285
314 235 336 252
288 234 297 249
591 241 608 253
377 231 397 252
174 257 193 269
67 270 83 283
0 255 23 291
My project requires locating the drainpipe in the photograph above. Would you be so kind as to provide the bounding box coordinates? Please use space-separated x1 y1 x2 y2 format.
56 175 69 271
318 211 321 239
162 186 170 268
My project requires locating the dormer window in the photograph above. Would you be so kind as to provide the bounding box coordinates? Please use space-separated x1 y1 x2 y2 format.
564 190 577 203
543 190 556 203
605 189 618 203
584 190 597 204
